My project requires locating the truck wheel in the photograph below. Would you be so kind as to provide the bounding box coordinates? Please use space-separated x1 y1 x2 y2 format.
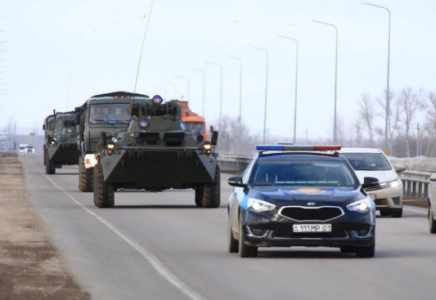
198 165 221 208
228 217 239 253
45 150 55 174
78 155 93 192
390 208 403 218
238 218 257 258
428 206 436 234
93 162 114 208
356 245 375 258
195 188 203 207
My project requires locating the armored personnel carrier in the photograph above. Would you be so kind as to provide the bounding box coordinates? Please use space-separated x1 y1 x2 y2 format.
92 95 220 208
43 111 79 174
75 91 149 192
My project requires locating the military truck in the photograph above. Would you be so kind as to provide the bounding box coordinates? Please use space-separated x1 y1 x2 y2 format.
42 111 79 174
75 91 147 192
91 95 220 208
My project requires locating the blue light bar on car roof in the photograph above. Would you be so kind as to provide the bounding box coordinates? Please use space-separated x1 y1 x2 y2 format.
256 145 341 151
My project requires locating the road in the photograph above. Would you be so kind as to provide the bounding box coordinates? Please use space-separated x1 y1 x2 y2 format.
20 152 436 300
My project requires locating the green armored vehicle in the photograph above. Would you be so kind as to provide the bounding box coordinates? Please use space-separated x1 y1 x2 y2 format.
91 95 220 208
75 91 145 192
43 111 79 174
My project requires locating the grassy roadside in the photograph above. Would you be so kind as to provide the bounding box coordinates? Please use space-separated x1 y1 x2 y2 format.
0 153 90 300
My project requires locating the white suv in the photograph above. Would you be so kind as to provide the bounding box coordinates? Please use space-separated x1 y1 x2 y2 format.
339 148 405 218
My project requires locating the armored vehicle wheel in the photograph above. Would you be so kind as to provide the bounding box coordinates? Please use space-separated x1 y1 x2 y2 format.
45 150 55 174
94 162 114 208
196 165 221 208
78 155 93 192
43 147 46 166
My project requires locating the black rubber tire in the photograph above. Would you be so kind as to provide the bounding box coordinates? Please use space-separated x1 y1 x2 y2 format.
340 246 356 253
228 217 239 253
45 150 55 174
238 218 257 258
78 156 94 192
356 245 375 258
43 147 46 166
195 187 203 207
391 208 403 218
428 206 436 234
93 162 114 208
380 210 390 217
198 165 221 208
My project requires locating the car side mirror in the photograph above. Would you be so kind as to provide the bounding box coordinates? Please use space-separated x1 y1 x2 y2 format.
430 173 436 182
211 131 219 146
394 165 406 173
362 177 379 189
228 176 246 188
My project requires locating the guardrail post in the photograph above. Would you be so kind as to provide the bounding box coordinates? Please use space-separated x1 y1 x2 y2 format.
418 182 422 197
412 181 416 197
424 183 428 198
407 180 411 196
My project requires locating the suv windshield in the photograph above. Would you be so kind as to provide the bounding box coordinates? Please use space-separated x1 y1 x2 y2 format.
341 153 392 171
184 121 205 134
250 159 357 187
89 104 131 124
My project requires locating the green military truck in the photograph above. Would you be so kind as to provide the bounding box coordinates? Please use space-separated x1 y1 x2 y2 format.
43 111 79 174
75 91 147 192
92 95 220 208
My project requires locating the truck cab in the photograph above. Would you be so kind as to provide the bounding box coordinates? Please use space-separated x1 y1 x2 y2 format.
171 100 209 141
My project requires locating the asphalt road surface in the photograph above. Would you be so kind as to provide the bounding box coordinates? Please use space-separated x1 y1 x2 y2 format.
20 153 436 300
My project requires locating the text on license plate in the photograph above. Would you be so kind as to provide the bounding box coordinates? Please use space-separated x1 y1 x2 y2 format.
293 224 332 233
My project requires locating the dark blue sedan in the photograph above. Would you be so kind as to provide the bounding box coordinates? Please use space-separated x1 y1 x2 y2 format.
227 145 378 258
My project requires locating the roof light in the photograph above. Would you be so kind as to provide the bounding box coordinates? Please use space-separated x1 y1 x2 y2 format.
256 145 341 152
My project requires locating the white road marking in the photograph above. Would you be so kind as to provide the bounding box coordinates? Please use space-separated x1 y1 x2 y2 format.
28 158 206 300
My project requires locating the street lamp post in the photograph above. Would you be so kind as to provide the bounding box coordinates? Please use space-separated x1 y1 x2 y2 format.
362 2 391 152
313 20 338 144
175 76 190 100
154 85 167 100
206 62 223 130
163 81 176 99
191 68 206 117
227 55 243 140
277 35 299 144
253 47 269 144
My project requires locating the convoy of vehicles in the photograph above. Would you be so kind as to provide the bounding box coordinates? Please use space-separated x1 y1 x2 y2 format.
227 145 377 258
43 111 79 174
91 94 220 208
339 148 405 218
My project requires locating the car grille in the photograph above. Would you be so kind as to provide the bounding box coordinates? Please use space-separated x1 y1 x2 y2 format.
375 198 387 206
279 206 343 222
274 229 347 239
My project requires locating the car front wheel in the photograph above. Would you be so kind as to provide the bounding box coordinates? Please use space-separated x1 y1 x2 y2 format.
228 217 239 253
428 206 436 234
238 218 257 258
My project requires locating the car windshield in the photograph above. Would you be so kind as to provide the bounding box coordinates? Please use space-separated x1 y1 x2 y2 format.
89 104 131 124
250 159 357 187
184 122 205 134
341 153 392 171
57 118 76 132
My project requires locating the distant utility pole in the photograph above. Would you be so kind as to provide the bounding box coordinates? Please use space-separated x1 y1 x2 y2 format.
206 62 224 130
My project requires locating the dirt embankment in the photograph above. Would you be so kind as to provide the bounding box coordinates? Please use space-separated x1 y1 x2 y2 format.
0 153 90 300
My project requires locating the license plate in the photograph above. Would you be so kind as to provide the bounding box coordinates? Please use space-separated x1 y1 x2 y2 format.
293 224 332 233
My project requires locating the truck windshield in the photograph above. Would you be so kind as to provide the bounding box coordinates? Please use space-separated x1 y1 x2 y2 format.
341 153 392 171
184 122 205 134
250 159 357 187
89 104 131 124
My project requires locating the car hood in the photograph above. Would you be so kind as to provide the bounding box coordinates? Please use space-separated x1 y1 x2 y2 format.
249 186 365 208
353 170 397 184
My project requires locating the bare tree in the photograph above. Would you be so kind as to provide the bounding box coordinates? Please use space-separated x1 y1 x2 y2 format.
357 93 376 147
399 88 426 157
423 92 436 156
375 90 402 145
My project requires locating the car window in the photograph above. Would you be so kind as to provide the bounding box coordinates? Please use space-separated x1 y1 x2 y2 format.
250 159 357 187
341 153 392 171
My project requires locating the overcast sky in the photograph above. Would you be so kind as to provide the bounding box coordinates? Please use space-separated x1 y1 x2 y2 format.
2 0 436 140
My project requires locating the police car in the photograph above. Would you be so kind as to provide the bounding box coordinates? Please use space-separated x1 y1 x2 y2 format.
227 145 378 258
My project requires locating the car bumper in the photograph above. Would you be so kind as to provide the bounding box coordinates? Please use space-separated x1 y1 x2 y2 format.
367 186 402 210
240 209 375 248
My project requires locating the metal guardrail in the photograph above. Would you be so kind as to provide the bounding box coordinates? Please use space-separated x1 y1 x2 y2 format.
218 154 433 198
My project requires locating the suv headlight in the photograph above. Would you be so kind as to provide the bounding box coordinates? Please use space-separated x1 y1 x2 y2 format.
247 198 276 212
384 179 401 189
347 199 372 213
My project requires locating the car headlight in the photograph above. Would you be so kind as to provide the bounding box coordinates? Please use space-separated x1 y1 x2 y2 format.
385 179 401 189
112 137 118 143
247 198 276 213
108 143 115 149
347 199 372 213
